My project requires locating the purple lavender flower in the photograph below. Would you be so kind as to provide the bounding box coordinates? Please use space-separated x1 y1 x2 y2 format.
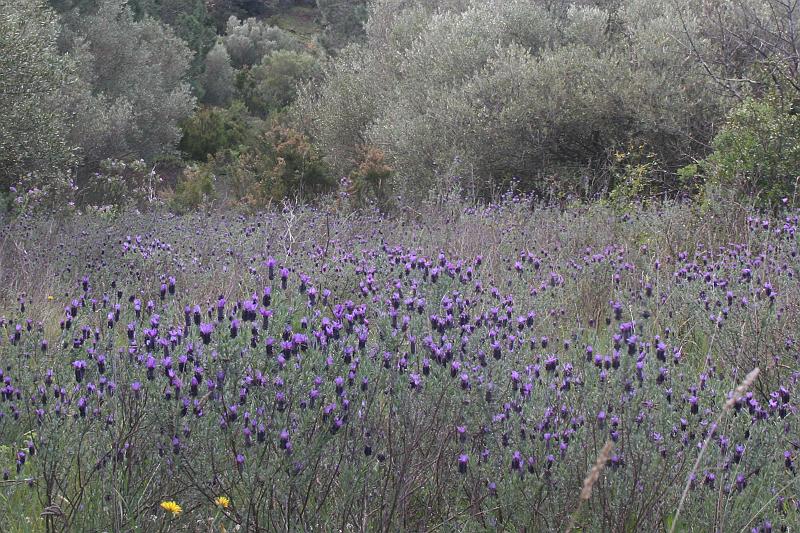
458 454 469 474
199 322 213 344
511 450 523 471
72 360 87 383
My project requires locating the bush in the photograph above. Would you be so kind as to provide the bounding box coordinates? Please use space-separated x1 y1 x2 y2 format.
607 144 666 210
77 158 159 209
348 145 393 207
222 15 302 68
179 103 250 161
1 0 76 197
215 124 333 207
241 50 322 117
295 0 719 202
170 164 215 212
201 41 236 107
57 0 196 166
702 92 800 205
316 0 367 51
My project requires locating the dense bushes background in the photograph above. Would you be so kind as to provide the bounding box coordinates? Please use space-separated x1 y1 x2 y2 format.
1 0 800 211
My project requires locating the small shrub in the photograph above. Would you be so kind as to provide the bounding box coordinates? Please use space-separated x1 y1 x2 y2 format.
607 144 664 210
77 158 158 209
179 103 250 161
348 145 393 207
222 124 333 207
170 164 215 212
702 92 800 205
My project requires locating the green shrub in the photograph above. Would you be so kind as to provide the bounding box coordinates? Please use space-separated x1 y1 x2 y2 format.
294 0 719 202
171 164 215 212
221 124 333 207
222 15 302 68
607 144 664 210
702 92 800 205
348 145 394 207
200 41 236 107
1 0 76 196
241 50 322 117
316 0 367 51
73 158 162 210
58 0 196 165
179 103 250 161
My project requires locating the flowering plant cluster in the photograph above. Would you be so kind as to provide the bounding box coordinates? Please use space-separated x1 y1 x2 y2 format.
0 200 798 531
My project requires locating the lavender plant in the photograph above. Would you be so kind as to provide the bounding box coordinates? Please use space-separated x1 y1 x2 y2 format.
0 198 798 531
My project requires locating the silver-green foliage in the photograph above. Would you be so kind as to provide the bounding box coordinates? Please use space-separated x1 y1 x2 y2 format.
222 15 302 68
294 0 723 200
58 0 196 164
201 41 236 107
0 0 75 191
316 0 367 51
245 50 322 117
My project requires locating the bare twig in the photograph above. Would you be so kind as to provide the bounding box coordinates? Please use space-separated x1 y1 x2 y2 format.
669 368 760 533
565 440 614 532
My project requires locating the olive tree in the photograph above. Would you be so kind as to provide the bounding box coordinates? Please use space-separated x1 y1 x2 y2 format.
0 0 75 194
201 41 236 107
222 15 302 68
295 0 724 201
58 0 196 164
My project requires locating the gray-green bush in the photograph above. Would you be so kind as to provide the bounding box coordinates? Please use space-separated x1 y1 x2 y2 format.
293 0 769 201
0 0 76 198
222 15 302 68
57 0 196 165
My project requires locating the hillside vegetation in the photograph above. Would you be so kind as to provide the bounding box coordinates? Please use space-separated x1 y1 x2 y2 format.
2 2 800 529
2 0 800 214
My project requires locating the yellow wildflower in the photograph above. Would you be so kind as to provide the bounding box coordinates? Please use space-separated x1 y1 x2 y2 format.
214 496 231 509
47 295 54 301
160 500 182 517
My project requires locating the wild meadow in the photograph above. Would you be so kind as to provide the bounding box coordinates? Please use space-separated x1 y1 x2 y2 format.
4 0 800 530
0 197 798 531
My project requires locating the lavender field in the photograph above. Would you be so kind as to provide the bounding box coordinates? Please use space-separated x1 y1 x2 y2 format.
1 199 798 531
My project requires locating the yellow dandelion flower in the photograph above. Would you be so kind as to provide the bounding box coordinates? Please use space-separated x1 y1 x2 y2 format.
47 295 54 301
214 496 231 509
160 500 182 517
